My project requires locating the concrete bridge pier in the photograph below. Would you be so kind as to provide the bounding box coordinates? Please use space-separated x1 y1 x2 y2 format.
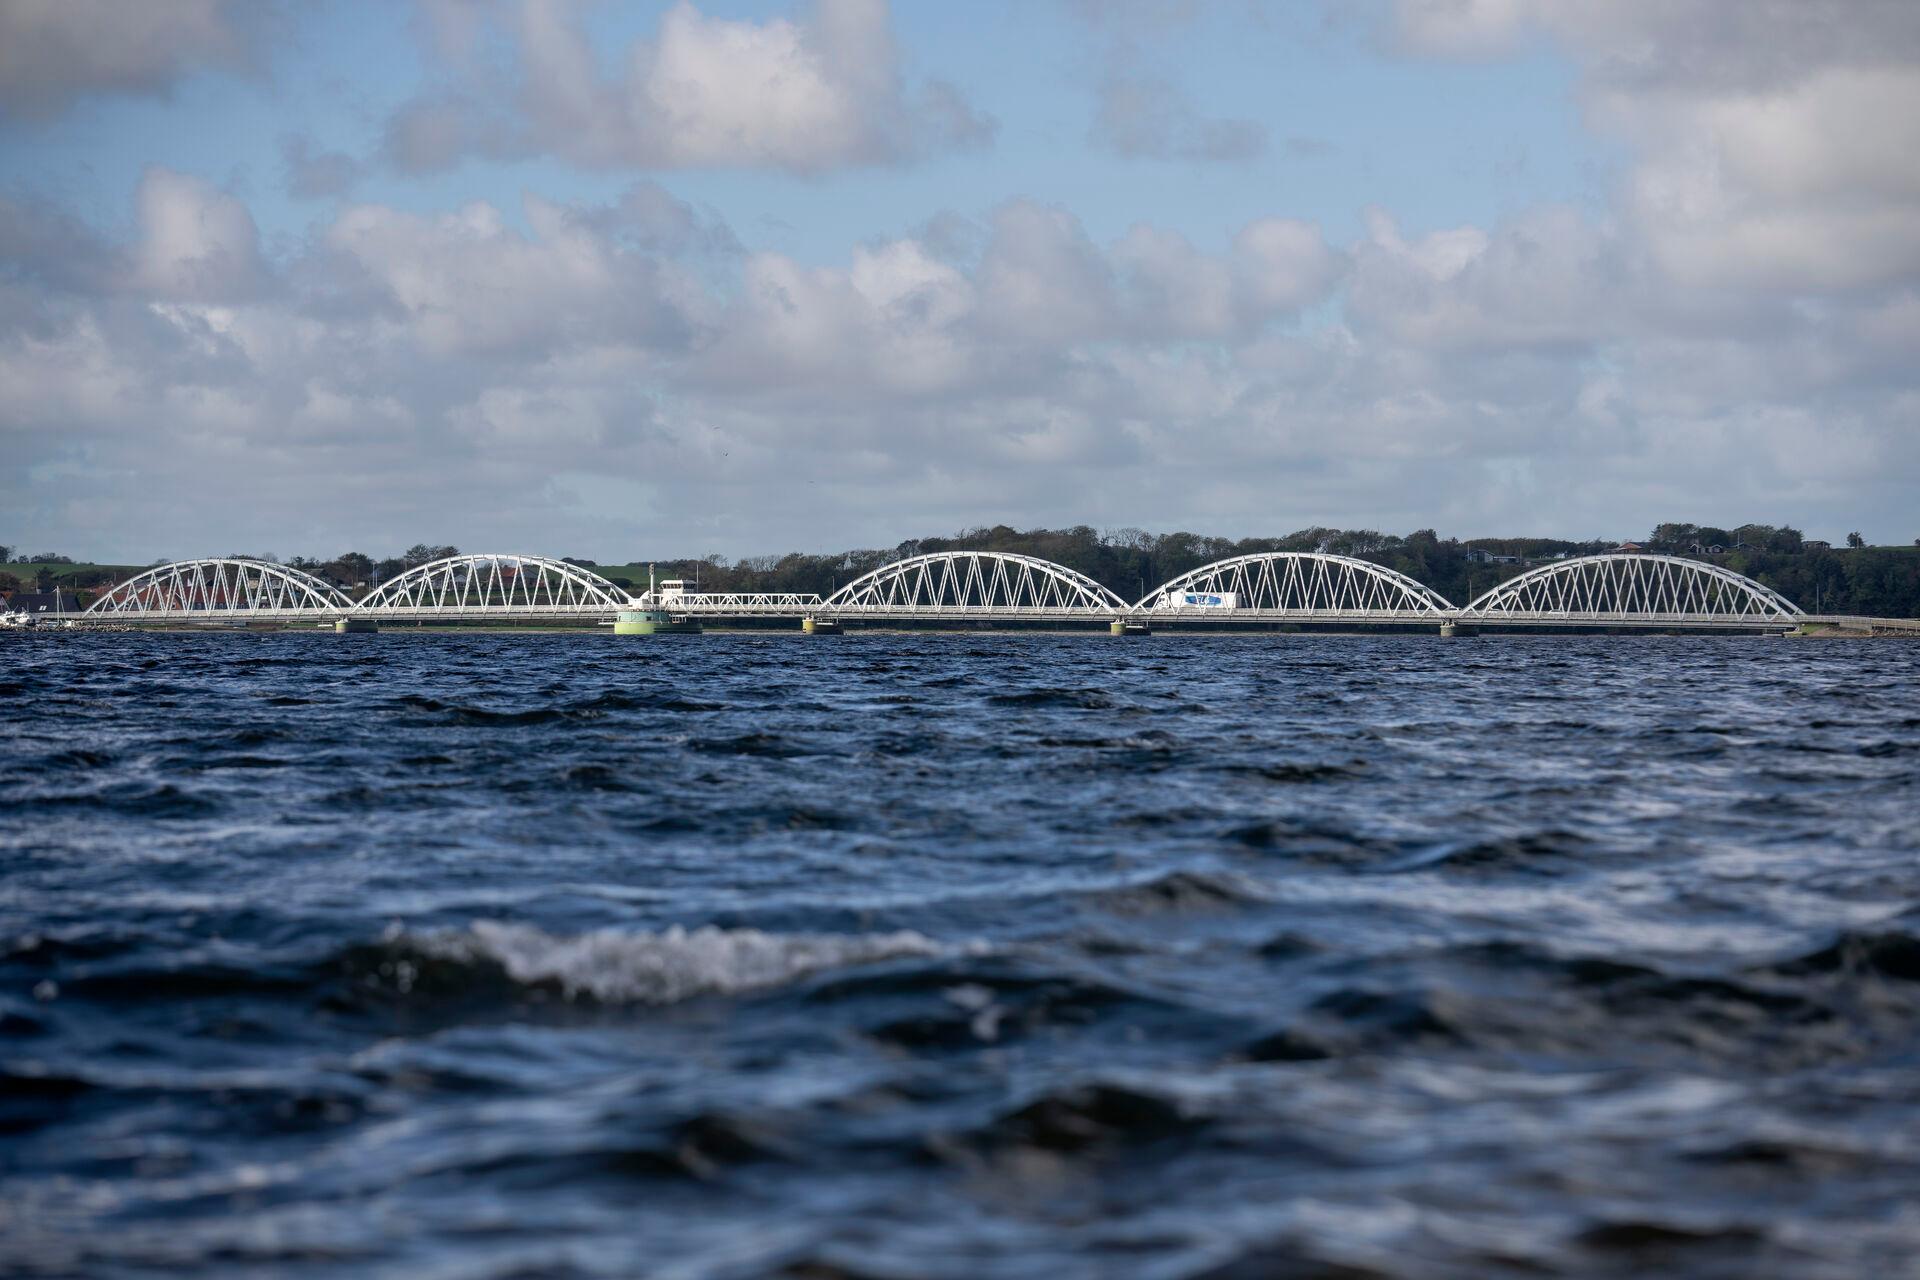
802 617 843 635
334 618 378 634
1110 619 1151 637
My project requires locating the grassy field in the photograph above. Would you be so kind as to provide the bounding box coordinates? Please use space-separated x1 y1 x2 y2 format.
1 562 147 586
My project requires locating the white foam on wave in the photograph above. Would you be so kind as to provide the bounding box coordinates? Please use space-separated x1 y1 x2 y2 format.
407 920 952 1004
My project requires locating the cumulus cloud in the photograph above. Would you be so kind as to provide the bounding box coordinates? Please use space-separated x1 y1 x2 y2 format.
1345 206 1630 350
5 67 1918 562
1234 218 1348 314
323 193 701 358
2 179 1390 557
1613 65 1920 290
1392 0 1920 292
0 0 260 122
569 181 742 257
386 0 995 175
132 168 268 302
0 194 124 295
687 201 1343 400
975 202 1120 346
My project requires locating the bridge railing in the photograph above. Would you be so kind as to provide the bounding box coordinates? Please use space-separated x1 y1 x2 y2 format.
1800 614 1920 634
638 593 825 613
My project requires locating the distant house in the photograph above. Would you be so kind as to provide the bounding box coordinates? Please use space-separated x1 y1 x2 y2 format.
1615 541 1647 553
1803 539 1832 551
5 589 81 615
1463 548 1495 564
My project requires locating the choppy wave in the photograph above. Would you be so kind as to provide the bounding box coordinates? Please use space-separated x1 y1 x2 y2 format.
391 920 954 1005
4 631 1919 1278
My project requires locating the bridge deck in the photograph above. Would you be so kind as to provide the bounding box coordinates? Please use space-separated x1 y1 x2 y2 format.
1799 614 1920 635
67 551 1904 632
43 604 1920 631
50 605 1866 628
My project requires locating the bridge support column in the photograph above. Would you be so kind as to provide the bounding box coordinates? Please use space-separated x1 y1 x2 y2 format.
334 618 378 634
615 609 701 635
802 617 842 635
1439 622 1456 638
1110 620 1151 637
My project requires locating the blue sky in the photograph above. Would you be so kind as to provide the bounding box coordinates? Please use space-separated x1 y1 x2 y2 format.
17 4 1601 255
2 1 1916 561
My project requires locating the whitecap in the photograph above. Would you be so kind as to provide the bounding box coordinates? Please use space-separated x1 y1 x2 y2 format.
405 920 951 1005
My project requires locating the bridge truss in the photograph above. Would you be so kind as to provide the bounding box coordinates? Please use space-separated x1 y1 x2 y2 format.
1138 552 1452 620
349 554 631 619
819 551 1128 620
1463 553 1803 627
83 559 353 621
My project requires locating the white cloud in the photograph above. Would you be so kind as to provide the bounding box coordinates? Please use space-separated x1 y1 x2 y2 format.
132 168 267 302
0 0 259 122
1234 218 1347 313
389 0 994 175
324 193 699 357
1393 0 1920 293
1113 225 1237 337
1347 206 1627 350
1611 65 1920 290
975 202 1119 346
4 148 1917 561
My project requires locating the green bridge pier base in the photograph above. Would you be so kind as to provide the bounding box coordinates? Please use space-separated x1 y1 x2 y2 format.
802 617 843 635
1110 620 1152 637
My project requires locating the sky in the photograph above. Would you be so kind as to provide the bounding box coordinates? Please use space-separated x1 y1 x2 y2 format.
2 0 1917 563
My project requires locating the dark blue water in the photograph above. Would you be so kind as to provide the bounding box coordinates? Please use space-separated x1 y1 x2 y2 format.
3 632 1919 1279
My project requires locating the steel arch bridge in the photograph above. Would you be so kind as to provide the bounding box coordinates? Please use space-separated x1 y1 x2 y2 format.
350 554 631 618
1138 551 1453 619
63 547 1829 632
84 559 354 620
820 551 1128 620
1462 553 1804 627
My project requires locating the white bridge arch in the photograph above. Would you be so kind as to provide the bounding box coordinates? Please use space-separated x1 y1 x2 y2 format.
1463 553 1803 625
85 559 353 619
822 551 1128 617
61 546 1828 630
1138 552 1454 617
351 554 632 617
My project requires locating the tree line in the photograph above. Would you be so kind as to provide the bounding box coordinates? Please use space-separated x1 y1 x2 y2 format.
586 523 1920 617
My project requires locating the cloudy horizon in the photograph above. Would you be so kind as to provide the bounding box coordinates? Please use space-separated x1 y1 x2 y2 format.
4 0 1917 564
